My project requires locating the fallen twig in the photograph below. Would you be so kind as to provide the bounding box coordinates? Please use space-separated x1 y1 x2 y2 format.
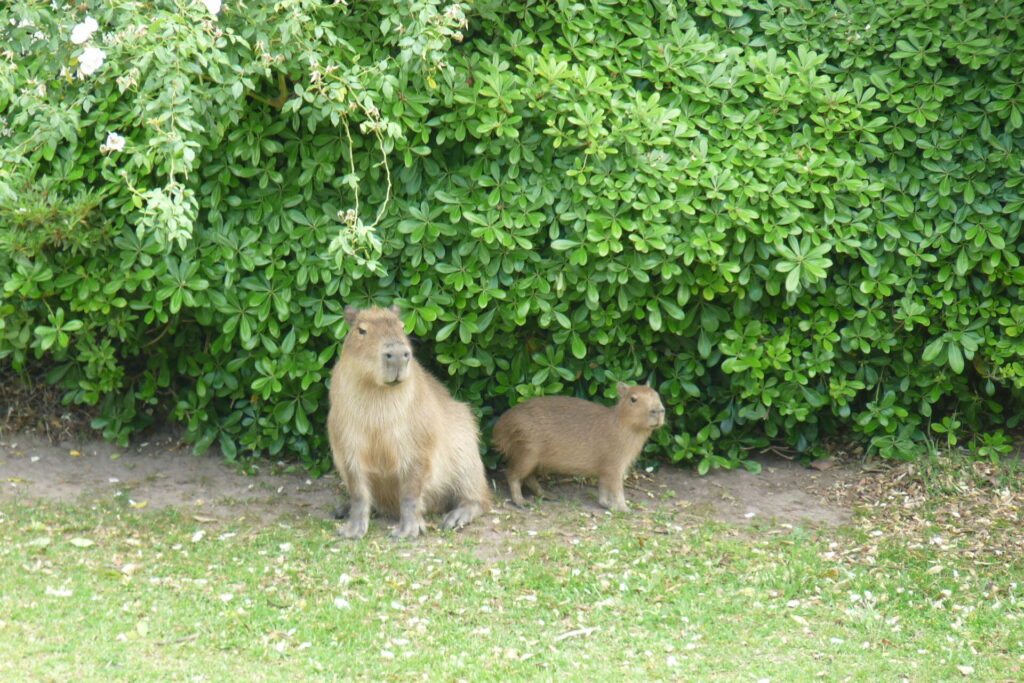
553 626 600 643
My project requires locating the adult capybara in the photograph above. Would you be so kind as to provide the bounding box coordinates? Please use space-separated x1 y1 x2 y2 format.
493 383 665 512
327 305 491 539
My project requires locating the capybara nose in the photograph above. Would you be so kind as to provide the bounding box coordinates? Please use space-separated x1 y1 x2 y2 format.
650 408 666 426
382 339 412 384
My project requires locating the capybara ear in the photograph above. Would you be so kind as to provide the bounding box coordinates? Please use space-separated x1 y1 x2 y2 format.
389 304 401 317
344 306 359 326
616 381 629 397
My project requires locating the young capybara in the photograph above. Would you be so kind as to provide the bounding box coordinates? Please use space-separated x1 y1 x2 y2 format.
492 383 665 512
327 305 491 539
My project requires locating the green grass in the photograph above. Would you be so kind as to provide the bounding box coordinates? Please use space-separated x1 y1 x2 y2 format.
0 501 1020 681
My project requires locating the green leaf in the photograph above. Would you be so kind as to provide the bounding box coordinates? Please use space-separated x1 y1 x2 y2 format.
947 344 964 374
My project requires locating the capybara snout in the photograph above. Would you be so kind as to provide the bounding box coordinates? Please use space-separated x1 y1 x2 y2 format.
622 385 666 429
380 338 412 385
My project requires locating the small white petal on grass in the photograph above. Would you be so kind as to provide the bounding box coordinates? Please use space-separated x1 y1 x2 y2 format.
219 593 234 602
27 537 51 548
956 665 974 676
45 586 73 597
279 542 293 552
69 537 94 548
191 530 206 543
333 597 350 609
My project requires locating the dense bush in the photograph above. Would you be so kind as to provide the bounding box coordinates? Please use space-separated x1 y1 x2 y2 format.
2 0 1023 473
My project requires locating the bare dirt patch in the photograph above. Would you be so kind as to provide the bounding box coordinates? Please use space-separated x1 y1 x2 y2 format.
0 426 857 536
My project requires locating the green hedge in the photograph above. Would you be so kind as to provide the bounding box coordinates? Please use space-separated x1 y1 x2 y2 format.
2 0 1022 473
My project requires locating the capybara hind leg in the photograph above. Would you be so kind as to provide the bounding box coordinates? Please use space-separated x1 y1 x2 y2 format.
506 451 537 507
441 500 484 530
524 474 552 499
597 474 628 512
507 475 527 507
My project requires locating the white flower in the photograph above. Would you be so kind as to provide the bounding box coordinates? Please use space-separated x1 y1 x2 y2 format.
199 0 222 16
78 46 105 77
104 132 126 153
70 16 98 45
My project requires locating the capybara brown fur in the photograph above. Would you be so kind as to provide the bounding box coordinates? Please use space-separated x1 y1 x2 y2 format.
327 305 491 539
492 383 665 512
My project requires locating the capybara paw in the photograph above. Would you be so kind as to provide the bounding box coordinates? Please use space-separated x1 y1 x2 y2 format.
440 503 482 530
598 495 628 512
331 504 350 520
391 518 426 539
337 519 368 539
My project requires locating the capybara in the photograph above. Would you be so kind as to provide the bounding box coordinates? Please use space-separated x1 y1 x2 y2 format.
493 383 665 512
327 305 491 539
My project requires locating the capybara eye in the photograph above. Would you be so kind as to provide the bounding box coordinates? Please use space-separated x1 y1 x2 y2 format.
630 396 638 403
357 327 367 336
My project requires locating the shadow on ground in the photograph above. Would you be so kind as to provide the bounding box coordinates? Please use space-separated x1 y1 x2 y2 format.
0 427 856 539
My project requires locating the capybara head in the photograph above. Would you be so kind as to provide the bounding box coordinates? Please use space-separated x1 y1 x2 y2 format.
616 382 666 430
343 305 412 386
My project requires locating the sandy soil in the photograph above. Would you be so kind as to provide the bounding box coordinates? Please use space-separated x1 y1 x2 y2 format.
0 427 856 537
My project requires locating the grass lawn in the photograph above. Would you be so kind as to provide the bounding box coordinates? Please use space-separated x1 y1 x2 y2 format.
1 474 1021 682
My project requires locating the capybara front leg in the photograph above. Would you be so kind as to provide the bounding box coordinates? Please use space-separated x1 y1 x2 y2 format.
597 474 628 512
337 463 372 538
393 464 427 539
338 492 370 538
393 491 427 539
